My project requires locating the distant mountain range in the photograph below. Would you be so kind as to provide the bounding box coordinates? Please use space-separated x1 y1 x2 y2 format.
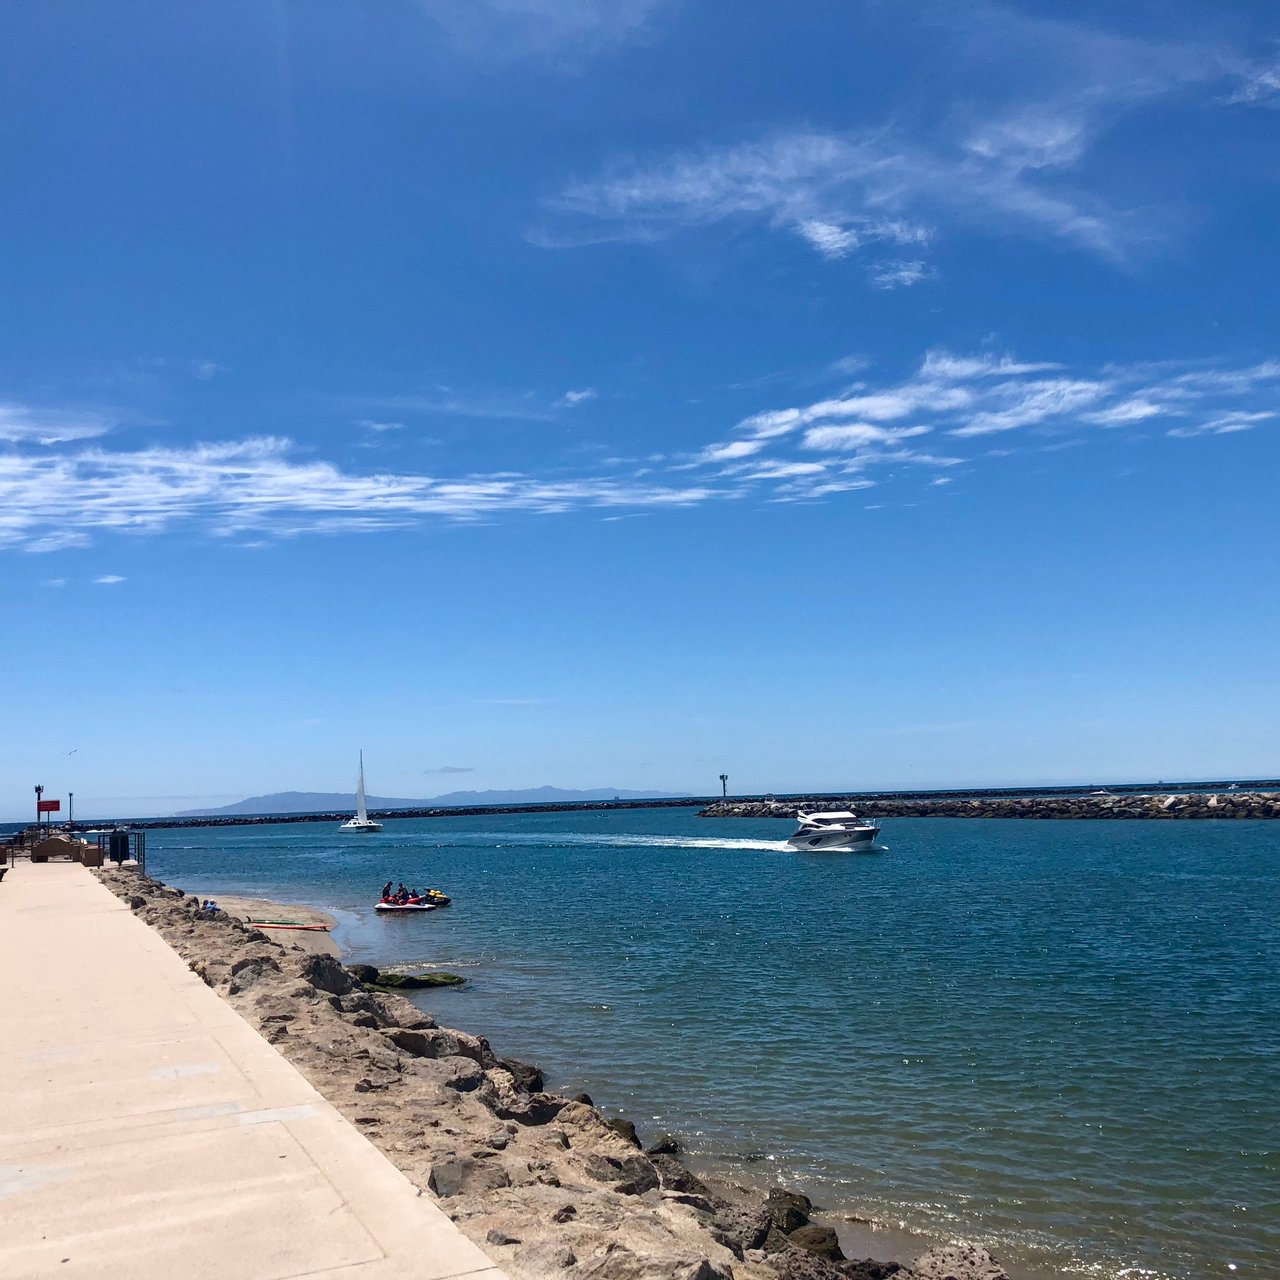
172 786 691 817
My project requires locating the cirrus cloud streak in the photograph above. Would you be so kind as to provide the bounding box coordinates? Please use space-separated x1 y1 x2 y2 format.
2 347 1275 551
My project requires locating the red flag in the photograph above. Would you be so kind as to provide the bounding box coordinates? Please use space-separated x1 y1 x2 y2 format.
37 799 61 813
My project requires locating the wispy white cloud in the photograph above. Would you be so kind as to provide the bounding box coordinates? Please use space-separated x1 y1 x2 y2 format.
3 348 1273 552
544 130 955 259
94 574 126 585
424 765 474 774
870 260 933 290
919 351 1062 380
0 403 113 446
796 220 861 260
540 9 1244 272
1167 411 1275 438
1226 60 1280 108
738 461 827 480
417 0 668 65
1082 397 1168 426
827 354 870 378
189 359 222 381
24 532 91 554
697 439 766 463
556 388 598 407
357 384 609 422
679 348 1279 501
540 111 1158 265
802 424 931 451
0 434 728 552
950 378 1108 438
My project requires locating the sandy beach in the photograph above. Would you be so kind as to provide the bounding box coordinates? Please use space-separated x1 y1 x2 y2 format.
209 895 340 956
91 865 1010 1280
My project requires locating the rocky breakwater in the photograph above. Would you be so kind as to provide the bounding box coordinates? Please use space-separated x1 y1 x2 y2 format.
701 792 1280 821
96 867 1011 1280
122 799 709 832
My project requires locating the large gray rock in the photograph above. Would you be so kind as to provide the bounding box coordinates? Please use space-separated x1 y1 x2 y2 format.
406 1055 485 1092
584 1152 660 1196
497 1056 544 1093
764 1188 812 1234
387 1026 493 1065
706 1206 770 1258
372 992 435 1029
788 1226 843 1261
606 1117 641 1147
769 1247 846 1280
577 1245 733 1280
296 953 355 996
227 955 281 995
518 1242 578 1271
906 1244 1008 1280
651 1154 711 1197
842 1263 902 1280
427 1157 512 1198
646 1134 682 1156
479 1068 566 1124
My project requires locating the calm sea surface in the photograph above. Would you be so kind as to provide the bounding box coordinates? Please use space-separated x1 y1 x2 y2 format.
142 809 1278 1280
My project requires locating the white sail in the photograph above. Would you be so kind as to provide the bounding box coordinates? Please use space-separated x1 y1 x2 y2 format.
340 750 381 830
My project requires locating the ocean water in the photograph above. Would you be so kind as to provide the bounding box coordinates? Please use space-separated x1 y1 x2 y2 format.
142 808 1278 1280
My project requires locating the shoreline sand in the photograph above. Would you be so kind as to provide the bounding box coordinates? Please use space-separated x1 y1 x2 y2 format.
209 894 340 955
99 868 1015 1280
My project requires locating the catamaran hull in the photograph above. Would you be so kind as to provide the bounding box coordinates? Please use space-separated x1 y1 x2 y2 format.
340 821 382 832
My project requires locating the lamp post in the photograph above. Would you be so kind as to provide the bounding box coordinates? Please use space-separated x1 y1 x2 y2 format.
719 773 728 799
35 784 44 830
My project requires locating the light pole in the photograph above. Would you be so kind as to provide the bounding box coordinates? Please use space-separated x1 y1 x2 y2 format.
35 784 43 830
719 773 728 799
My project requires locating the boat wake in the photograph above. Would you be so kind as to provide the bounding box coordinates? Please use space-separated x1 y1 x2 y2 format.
441 831 792 854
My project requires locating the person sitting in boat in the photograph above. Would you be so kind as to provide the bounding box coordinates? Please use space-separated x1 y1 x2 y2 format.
395 883 410 903
381 880 393 901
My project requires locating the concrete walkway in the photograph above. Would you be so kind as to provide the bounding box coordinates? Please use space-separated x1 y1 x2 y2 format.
0 862 509 1280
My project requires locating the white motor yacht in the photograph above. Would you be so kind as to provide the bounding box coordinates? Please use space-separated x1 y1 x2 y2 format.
786 809 880 851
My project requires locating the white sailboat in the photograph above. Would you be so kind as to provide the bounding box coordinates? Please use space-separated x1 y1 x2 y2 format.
339 751 382 832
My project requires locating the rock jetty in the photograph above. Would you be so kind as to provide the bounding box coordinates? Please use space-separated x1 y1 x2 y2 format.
700 792 1280 820
96 867 1012 1280
113 798 710 832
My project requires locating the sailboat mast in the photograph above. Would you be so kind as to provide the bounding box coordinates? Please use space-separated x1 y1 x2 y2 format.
356 750 367 822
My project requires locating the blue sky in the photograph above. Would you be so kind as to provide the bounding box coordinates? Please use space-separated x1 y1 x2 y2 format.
3 1 1279 818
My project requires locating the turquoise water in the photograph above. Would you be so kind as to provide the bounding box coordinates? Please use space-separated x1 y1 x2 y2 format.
144 809 1278 1280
